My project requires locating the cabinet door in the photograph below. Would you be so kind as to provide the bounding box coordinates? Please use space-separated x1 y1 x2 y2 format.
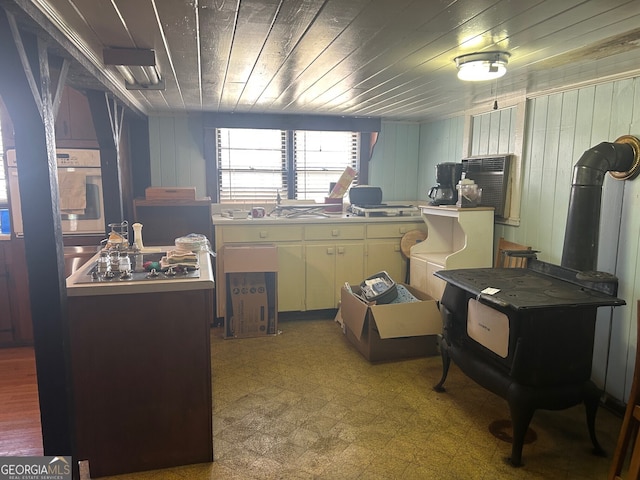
409 255 429 295
305 244 336 310
55 87 97 141
426 261 446 300
0 247 14 343
7 239 33 343
334 243 364 305
277 244 305 312
365 240 405 283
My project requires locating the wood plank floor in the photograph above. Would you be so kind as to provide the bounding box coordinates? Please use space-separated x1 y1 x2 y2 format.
0 347 43 456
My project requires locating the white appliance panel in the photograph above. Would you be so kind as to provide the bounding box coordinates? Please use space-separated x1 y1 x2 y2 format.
6 149 105 236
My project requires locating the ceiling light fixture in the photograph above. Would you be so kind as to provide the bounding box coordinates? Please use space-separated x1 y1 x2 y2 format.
103 47 165 90
454 51 510 82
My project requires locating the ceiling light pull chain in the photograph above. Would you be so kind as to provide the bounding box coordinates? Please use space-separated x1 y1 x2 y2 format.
493 79 499 110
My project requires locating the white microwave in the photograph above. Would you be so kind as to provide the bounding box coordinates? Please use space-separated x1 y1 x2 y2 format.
6 149 105 236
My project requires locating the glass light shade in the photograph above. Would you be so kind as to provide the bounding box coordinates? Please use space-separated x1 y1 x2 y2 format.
455 52 510 82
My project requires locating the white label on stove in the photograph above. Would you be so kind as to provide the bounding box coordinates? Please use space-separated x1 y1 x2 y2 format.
481 287 500 295
467 299 509 358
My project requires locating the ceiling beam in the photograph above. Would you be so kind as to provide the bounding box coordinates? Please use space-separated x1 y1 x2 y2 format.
1 0 147 117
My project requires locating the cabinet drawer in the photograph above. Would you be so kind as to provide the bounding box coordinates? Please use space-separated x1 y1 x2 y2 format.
366 222 425 239
304 224 365 241
221 225 303 243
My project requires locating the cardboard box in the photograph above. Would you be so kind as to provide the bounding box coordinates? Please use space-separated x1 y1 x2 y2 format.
222 244 278 273
222 244 278 338
228 272 270 337
145 187 196 200
337 284 442 362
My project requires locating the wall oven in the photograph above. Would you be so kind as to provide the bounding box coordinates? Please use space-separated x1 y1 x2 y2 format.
6 148 105 236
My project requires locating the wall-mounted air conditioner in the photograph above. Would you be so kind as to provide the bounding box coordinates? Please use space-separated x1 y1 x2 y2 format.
462 155 511 219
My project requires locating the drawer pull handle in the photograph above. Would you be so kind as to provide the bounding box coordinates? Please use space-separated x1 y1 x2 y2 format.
327 247 335 255
337 246 345 255
332 229 339 236
259 231 268 238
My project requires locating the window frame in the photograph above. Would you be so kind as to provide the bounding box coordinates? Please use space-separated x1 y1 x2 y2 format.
203 112 381 203
215 127 360 203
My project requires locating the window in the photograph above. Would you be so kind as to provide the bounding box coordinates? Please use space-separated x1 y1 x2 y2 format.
217 128 286 203
294 130 358 202
216 128 359 203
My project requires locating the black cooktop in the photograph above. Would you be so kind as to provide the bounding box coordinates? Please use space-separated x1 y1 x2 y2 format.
435 266 625 310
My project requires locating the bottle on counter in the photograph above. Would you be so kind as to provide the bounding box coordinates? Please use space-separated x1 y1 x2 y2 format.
119 252 132 272
96 251 110 276
132 223 144 251
109 250 120 272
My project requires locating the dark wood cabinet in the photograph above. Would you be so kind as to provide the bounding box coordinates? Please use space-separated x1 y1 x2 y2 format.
68 286 214 477
133 198 212 246
0 243 14 343
0 239 33 346
55 86 99 148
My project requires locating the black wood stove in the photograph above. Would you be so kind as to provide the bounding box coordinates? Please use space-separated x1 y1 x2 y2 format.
431 137 640 467
434 260 624 465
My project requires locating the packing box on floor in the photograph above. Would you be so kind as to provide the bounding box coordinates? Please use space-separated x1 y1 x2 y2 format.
337 283 441 362
221 244 278 338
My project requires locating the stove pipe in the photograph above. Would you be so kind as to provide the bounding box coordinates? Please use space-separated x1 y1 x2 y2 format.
561 140 636 271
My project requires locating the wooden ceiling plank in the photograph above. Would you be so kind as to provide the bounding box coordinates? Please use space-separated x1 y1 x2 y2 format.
296 0 513 111
257 0 373 108
23 0 640 120
65 0 133 47
154 0 203 109
110 0 179 111
310 0 595 114
198 0 240 109
333 0 640 119
235 0 327 109
223 0 285 84
270 0 416 110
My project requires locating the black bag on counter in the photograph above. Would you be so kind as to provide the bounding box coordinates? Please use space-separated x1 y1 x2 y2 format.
359 271 398 304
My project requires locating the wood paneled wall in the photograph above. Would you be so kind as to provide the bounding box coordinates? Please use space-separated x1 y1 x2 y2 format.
416 116 465 200
148 114 207 197
368 121 420 200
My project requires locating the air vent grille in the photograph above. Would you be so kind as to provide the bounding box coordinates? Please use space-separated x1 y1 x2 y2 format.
462 155 511 218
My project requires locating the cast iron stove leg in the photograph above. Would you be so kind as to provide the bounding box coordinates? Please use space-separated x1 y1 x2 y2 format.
507 386 535 467
584 381 606 456
433 335 451 392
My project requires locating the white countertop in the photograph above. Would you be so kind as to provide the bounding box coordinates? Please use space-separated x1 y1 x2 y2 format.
66 248 215 297
211 211 424 226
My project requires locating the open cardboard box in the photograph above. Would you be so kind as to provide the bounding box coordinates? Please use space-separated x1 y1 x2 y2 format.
336 283 442 362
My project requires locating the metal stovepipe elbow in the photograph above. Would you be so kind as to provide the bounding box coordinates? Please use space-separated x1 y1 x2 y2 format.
561 136 640 272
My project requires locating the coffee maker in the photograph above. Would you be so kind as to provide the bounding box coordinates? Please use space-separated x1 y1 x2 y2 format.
428 162 463 205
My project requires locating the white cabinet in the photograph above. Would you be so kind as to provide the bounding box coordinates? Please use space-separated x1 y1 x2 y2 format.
278 244 305 311
215 225 304 319
365 222 427 282
410 206 494 300
304 225 365 310
213 217 426 317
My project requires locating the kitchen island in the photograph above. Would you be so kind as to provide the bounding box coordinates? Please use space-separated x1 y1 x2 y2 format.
66 248 215 478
